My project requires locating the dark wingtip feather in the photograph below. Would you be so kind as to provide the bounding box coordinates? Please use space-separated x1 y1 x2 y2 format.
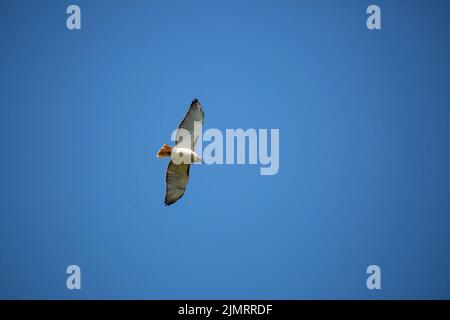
165 195 179 206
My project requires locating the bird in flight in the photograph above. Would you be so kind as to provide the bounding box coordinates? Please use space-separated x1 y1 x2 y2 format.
157 99 205 206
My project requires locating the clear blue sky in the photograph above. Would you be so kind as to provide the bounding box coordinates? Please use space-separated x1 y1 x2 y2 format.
0 0 449 299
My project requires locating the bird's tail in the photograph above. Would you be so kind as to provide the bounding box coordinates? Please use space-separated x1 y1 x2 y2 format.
157 144 173 158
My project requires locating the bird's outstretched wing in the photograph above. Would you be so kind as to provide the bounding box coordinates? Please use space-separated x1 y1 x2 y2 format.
165 161 190 206
175 98 204 150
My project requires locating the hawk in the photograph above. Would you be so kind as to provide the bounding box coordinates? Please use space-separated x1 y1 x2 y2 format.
156 99 204 206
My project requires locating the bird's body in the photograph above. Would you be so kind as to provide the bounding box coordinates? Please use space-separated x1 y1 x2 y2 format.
157 146 202 164
156 99 204 206
171 147 202 163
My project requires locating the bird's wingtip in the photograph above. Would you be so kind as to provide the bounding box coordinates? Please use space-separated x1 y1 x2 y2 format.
191 98 200 106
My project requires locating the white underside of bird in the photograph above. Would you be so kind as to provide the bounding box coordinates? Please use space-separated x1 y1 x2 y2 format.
170 147 202 164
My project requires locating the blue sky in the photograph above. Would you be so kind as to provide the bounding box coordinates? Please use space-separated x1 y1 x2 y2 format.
0 0 449 299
